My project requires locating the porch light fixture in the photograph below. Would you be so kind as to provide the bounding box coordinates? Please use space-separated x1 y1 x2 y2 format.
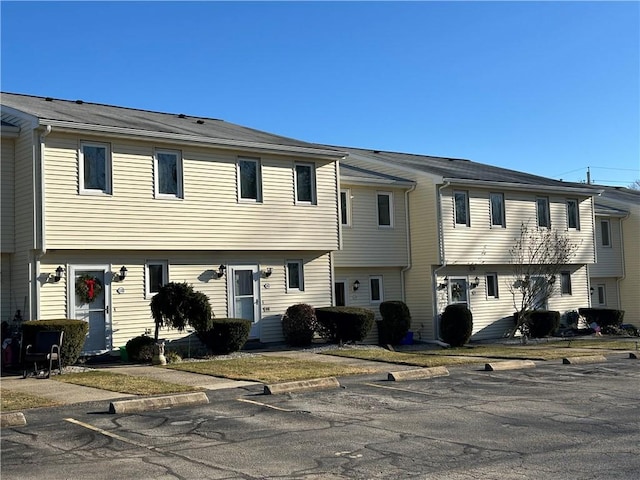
438 276 449 290
217 264 226 278
470 276 480 289
590 287 594 295
353 280 360 291
263 267 273 278
119 266 128 281
54 266 65 282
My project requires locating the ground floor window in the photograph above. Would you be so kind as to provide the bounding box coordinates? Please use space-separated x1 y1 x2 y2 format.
146 260 168 298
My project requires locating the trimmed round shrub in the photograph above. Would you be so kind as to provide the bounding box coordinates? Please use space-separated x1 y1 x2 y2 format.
125 335 155 363
198 318 251 355
315 307 375 344
440 304 473 347
21 319 89 366
151 282 213 339
526 310 561 338
578 308 625 329
378 300 411 345
282 304 317 347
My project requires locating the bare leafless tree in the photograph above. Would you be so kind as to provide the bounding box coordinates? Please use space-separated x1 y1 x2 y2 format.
629 179 640 190
508 222 580 337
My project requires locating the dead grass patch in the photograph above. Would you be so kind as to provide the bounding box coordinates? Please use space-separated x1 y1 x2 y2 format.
320 349 485 367
1 388 59 411
54 371 198 395
167 355 377 383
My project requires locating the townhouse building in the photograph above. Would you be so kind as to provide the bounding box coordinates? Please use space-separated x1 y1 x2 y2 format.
1 93 345 353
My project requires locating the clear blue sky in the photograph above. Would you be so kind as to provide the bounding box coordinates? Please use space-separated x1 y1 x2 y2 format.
2 1 638 186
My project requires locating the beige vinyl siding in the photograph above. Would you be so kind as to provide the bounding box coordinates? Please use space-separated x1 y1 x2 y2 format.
1 139 15 252
335 184 409 267
433 265 590 340
404 179 440 340
334 266 403 344
1 254 12 322
42 133 339 251
440 187 595 265
591 216 624 277
589 277 620 310
38 250 332 349
619 204 640 325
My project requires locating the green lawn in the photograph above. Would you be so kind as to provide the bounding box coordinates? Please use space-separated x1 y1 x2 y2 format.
54 371 199 395
166 355 378 383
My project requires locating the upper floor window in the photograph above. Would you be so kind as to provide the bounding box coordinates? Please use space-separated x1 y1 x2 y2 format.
340 189 351 226
286 260 304 292
238 157 262 202
454 191 470 226
369 276 383 304
155 149 183 199
536 197 550 228
486 273 499 298
377 192 393 227
146 260 168 298
490 193 505 227
566 199 580 230
600 219 611 247
560 271 572 295
295 162 316 204
80 142 111 194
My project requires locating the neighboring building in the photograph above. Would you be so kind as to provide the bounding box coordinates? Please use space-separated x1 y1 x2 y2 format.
334 163 415 342
334 147 602 340
590 186 640 324
1 92 346 353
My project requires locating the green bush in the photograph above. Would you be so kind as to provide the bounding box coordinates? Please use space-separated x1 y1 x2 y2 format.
125 335 155 363
378 301 411 345
21 319 89 367
526 310 560 338
198 318 251 355
150 282 213 340
440 304 473 347
282 304 317 347
315 307 375 344
578 308 625 329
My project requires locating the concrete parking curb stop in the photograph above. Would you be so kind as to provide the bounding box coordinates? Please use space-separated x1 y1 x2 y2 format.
108 392 209 414
264 377 340 395
485 360 536 371
629 352 639 359
1 412 27 428
387 366 449 381
562 355 607 365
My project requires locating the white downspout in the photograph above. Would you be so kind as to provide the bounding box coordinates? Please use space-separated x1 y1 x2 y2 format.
34 124 52 319
400 183 416 301
615 212 629 310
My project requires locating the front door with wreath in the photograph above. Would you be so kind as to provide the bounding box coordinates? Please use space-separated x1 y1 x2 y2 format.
70 266 110 353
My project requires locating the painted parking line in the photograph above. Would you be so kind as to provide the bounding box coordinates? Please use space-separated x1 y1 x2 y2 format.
65 418 161 452
236 398 299 412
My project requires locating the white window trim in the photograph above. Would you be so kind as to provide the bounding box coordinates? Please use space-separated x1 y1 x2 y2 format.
377 191 394 228
454 190 470 227
596 284 606 306
489 192 505 228
145 260 168 299
600 219 611 247
154 148 183 199
340 189 351 227
560 271 572 296
294 162 317 205
237 157 262 203
369 275 384 304
79 141 112 195
486 273 499 299
536 197 551 228
566 199 580 230
286 260 304 293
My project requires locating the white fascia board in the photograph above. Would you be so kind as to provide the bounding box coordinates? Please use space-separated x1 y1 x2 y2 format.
443 177 603 196
340 175 415 188
40 119 348 160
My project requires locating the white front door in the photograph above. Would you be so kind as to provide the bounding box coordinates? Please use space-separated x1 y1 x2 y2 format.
228 265 260 339
69 265 111 354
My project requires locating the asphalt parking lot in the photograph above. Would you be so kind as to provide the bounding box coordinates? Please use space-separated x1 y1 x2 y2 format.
2 355 638 479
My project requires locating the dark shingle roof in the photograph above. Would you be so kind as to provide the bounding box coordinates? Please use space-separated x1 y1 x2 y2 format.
335 145 598 191
340 162 414 186
0 92 344 156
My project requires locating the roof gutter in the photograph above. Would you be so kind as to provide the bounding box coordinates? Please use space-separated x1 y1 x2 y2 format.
443 177 602 196
39 120 347 160
340 176 416 188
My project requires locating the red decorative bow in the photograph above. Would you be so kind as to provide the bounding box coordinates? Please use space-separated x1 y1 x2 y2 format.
85 279 96 300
